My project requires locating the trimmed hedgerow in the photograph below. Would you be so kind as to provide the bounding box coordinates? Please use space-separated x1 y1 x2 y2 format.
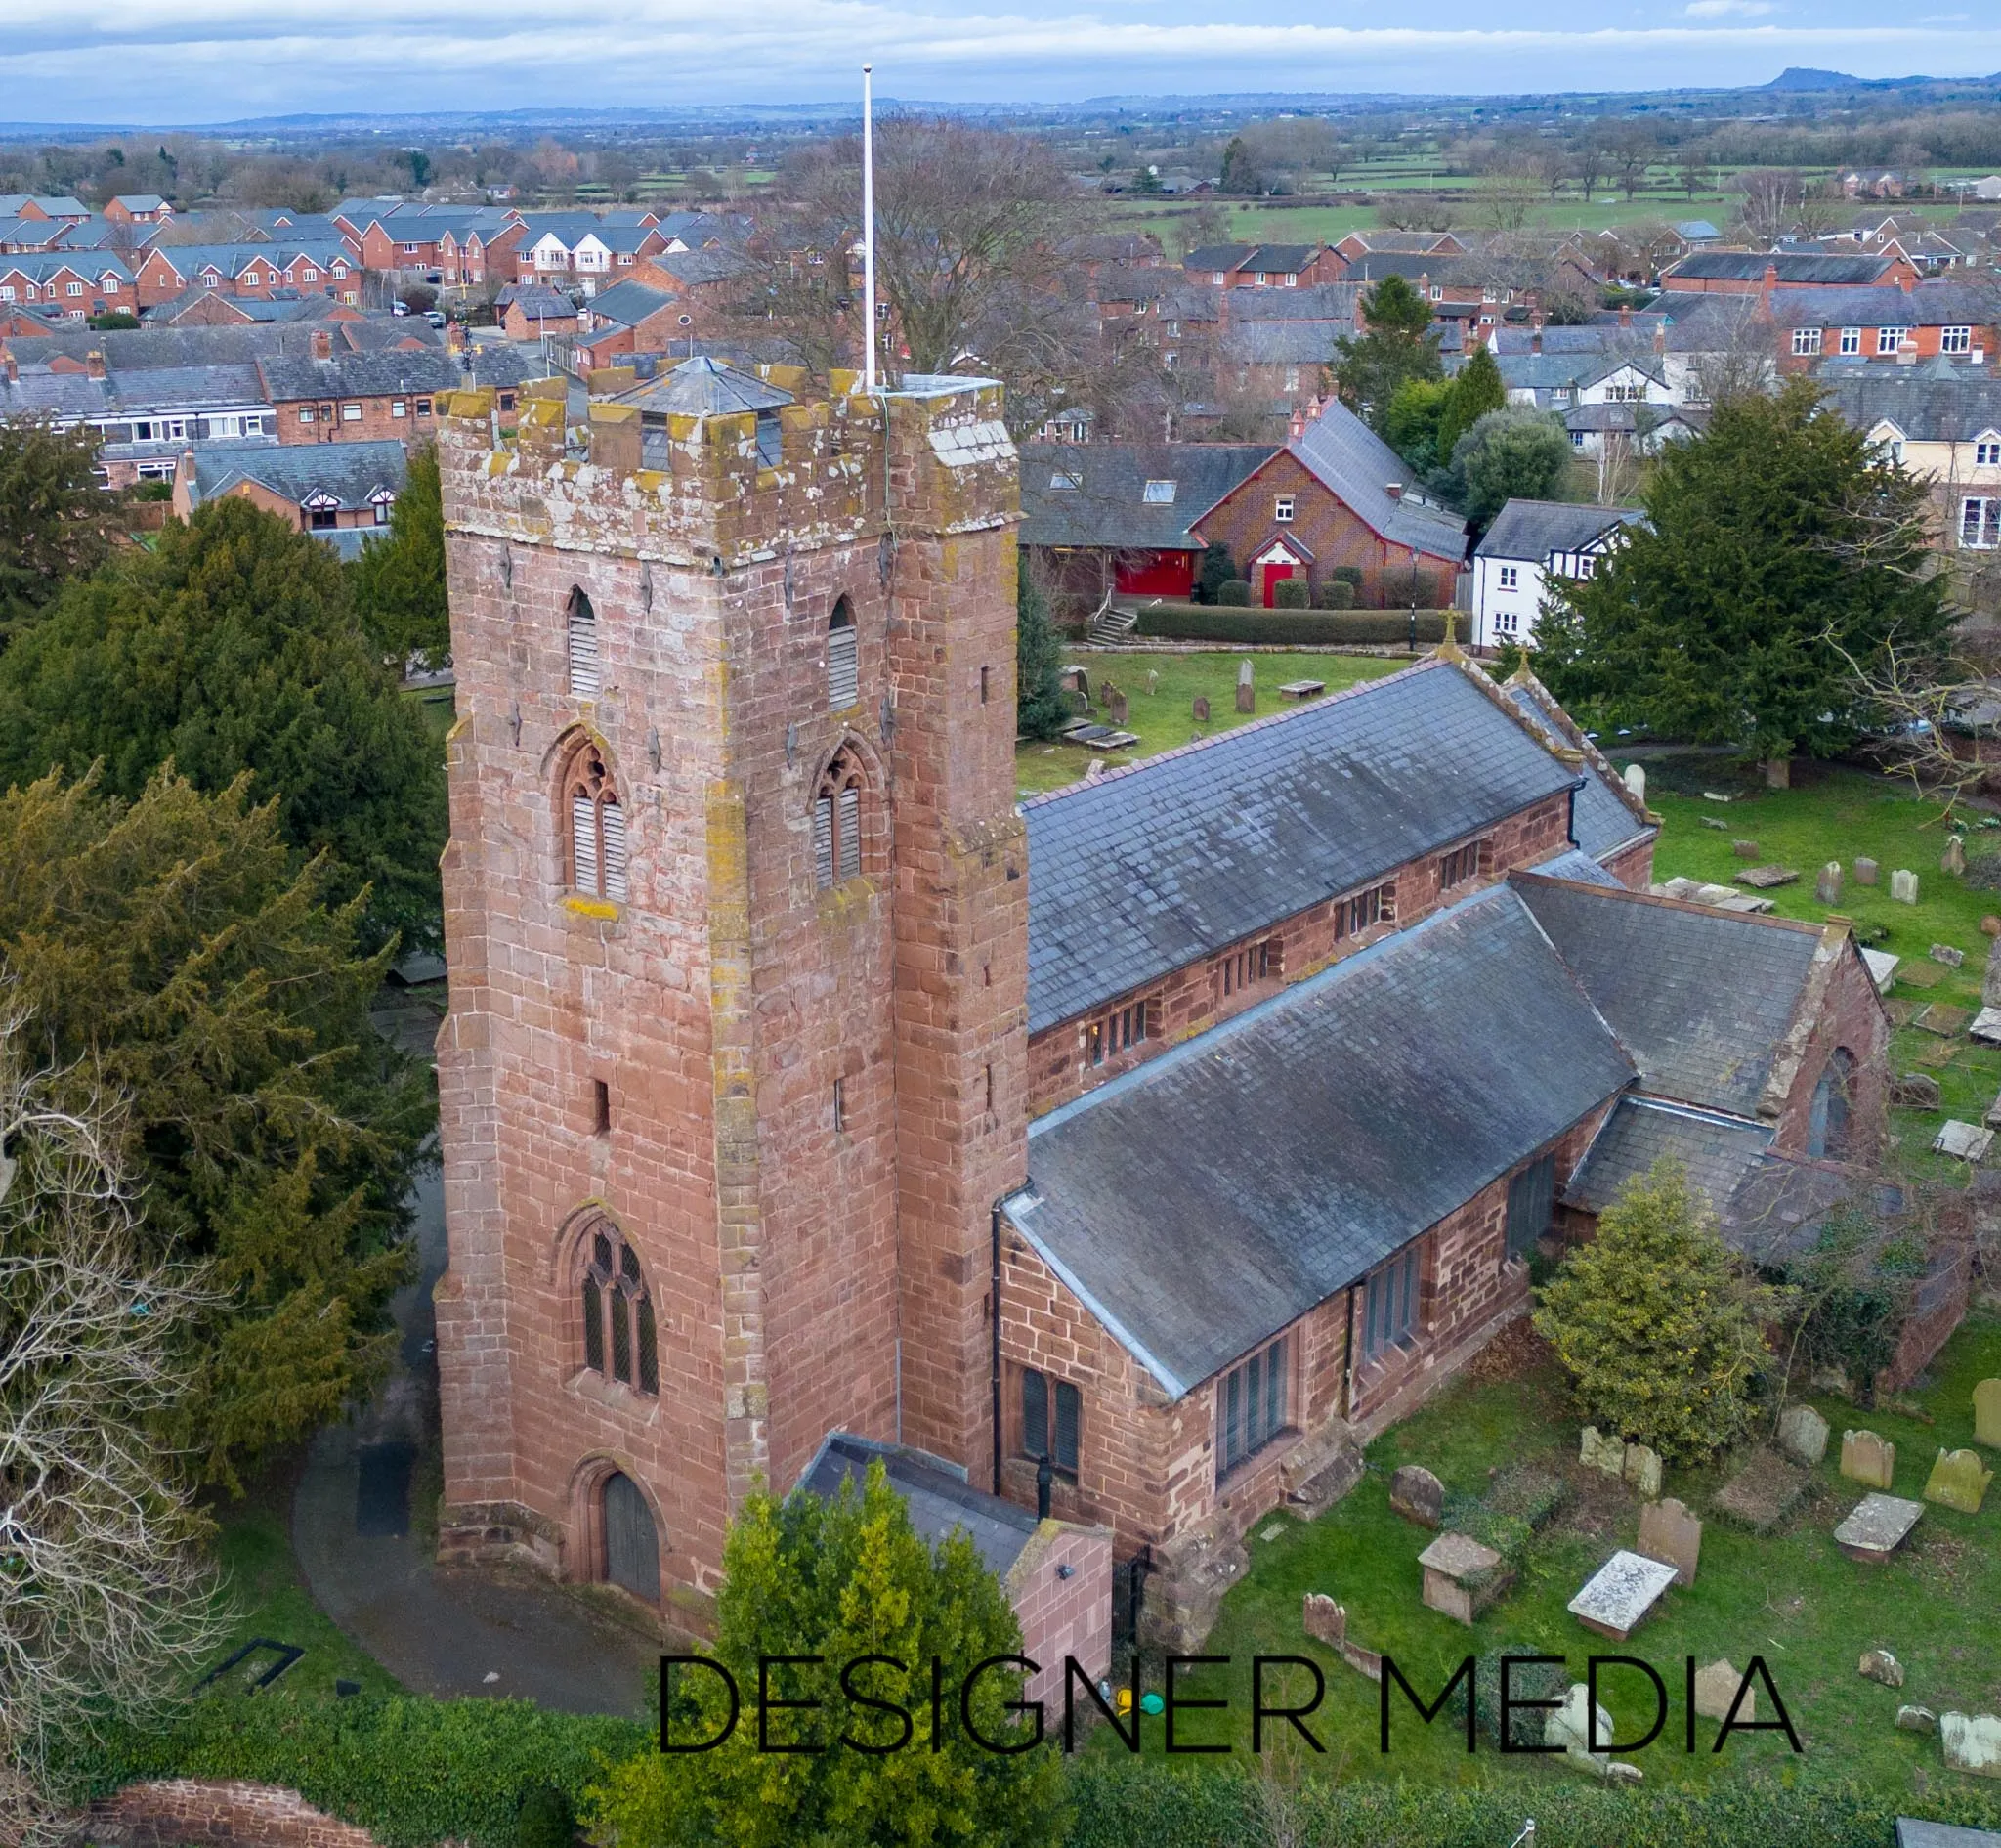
1133 605 1450 646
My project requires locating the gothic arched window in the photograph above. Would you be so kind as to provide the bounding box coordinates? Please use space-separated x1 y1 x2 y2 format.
565 740 627 902
826 598 858 710
578 1223 658 1395
813 748 867 889
567 586 600 700
1809 1047 1856 1160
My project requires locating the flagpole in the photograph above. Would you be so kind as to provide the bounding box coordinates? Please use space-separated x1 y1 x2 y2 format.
862 63 877 395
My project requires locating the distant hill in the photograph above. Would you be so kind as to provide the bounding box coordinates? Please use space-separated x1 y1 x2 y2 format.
1765 67 1862 90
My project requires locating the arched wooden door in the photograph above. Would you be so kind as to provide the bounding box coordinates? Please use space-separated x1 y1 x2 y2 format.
602 1471 659 1601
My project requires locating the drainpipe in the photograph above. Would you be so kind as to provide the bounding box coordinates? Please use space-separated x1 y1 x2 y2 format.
1341 1283 1358 1419
991 1202 1004 1495
1566 773 1587 848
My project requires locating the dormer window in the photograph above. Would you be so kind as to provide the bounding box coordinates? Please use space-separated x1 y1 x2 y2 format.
1976 434 2001 467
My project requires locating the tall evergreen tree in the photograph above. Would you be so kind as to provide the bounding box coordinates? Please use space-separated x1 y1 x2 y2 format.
1015 556 1068 741
349 444 449 669
0 415 121 642
1435 342 1507 462
1535 379 1953 779
1448 407 1574 527
1331 276 1442 430
0 497 447 948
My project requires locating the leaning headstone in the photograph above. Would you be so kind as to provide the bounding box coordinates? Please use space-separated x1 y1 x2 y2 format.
1778 1403 1830 1466
1191 695 1210 724
1854 857 1880 885
1842 1429 1896 1489
1933 943 1966 968
1898 1705 1939 1733
1833 1492 1924 1564
1943 836 1968 876
1623 763 1645 803
1389 1465 1445 1529
1975 1378 2001 1447
1636 1496 1702 1586
1941 1713 2001 1779
1923 1447 1993 1514
1694 1660 1752 1723
1892 869 1920 904
1859 1649 1905 1688
1301 1592 1346 1648
1816 862 1844 904
1546 1682 1616 1776
1623 1442 1664 1499
1235 660 1256 714
1892 1073 1943 1110
1580 1426 1626 1477
1145 669 1159 696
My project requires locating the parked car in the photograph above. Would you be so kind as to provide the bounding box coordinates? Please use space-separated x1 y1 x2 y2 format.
426 310 447 328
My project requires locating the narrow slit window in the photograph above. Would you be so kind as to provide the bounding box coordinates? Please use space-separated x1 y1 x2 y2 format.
567 586 600 699
592 1078 612 1136
827 602 859 710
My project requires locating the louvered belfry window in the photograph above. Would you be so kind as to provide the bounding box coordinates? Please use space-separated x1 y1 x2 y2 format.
826 600 859 710
567 586 600 699
813 748 867 890
566 743 627 902
578 1223 658 1395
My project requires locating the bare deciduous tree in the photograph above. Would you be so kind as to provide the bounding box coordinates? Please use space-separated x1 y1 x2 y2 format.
0 1025 222 1846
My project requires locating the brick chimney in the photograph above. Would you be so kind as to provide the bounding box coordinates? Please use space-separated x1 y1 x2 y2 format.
1653 322 1668 357
3 352 16 383
1762 262 1779 303
1386 481 1404 501
310 327 333 361
1531 325 1543 354
85 349 105 378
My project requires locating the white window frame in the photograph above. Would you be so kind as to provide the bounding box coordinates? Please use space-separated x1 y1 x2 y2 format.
1498 564 1519 590
1791 326 1822 356
1274 493 1296 524
1877 326 1910 355
340 403 362 422
1964 497 2000 549
1941 325 1973 354
1975 436 2001 467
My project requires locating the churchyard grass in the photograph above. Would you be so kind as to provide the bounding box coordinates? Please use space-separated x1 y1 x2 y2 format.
1629 758 2001 1176
1137 1313 2001 1795
1014 650 1404 795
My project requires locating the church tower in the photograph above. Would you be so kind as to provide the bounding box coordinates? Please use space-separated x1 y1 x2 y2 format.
429 364 1025 1623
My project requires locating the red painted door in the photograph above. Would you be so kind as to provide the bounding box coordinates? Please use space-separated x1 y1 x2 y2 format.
1262 564 1294 607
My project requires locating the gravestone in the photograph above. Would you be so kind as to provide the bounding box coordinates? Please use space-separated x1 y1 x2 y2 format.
1923 1447 1993 1514
1854 857 1880 885
1061 666 1090 703
1859 1649 1905 1688
1580 1426 1626 1477
1975 1378 2001 1447
1712 1447 1810 1534
1623 1442 1664 1499
1933 943 1967 967
1235 660 1256 714
1694 1660 1753 1723
1899 1705 1939 1733
1623 763 1646 803
1892 1073 1943 1110
1941 1713 2001 1779
1985 1091 2001 1131
1842 1429 1896 1489
1934 1121 1993 1163
1816 862 1844 905
1636 1496 1702 1586
1733 839 1762 860
1102 683 1128 725
1974 1008 2001 1046
1389 1465 1445 1529
1146 669 1159 696
1833 1492 1924 1564
1735 865 1799 889
1778 1403 1831 1466
1700 816 1728 830
1419 1531 1511 1626
1863 950 1901 994
1191 695 1210 724
1302 1592 1345 1648
1568 1550 1678 1642
1915 1003 1972 1036
1892 869 1920 904
1944 836 1968 876
1985 944 2001 1007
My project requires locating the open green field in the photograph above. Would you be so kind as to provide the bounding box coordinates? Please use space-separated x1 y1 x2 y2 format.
1629 759 2001 1176
1151 1311 2000 1792
1014 650 1407 796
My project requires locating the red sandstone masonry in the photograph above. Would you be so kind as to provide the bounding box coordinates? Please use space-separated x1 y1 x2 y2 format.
87 1782 409 1848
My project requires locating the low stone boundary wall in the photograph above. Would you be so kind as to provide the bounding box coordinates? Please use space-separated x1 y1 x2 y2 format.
86 1780 419 1848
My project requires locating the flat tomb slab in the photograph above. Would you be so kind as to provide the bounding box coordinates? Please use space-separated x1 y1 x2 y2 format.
1278 679 1327 700
1567 1549 1679 1641
1712 1447 1810 1533
1833 1492 1925 1564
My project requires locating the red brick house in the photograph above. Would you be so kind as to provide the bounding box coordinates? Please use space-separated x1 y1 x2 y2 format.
1772 280 2000 366
1182 242 1342 289
133 242 356 309
0 252 134 320
1658 250 1920 295
105 193 172 225
498 283 580 341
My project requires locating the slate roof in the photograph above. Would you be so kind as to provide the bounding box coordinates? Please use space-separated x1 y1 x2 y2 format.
1494 351 1664 394
1815 364 2001 443
1512 875 1825 1116
144 242 349 280
647 248 745 287
1289 402 1469 561
187 438 406 511
1770 281 2001 327
1005 881 1637 1394
797 1434 1040 1578
1662 251 1901 286
1021 659 1580 1033
1491 324 1666 358
606 354 790 416
1500 677 1653 864
2 322 392 369
1018 440 1274 553
1562 1096 1775 1217
500 284 577 322
1221 321 1343 364
1184 243 1259 273
585 279 672 328
1225 283 1359 322
257 348 468 401
0 250 132 283
1477 498 1646 563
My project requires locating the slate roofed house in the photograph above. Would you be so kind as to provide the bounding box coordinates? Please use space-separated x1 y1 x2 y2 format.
1470 498 1646 649
566 279 687 367
0 354 274 487
173 437 407 559
105 193 172 225
1813 363 2001 559
498 283 581 341
133 241 356 310
0 250 135 318
0 215 78 254
1773 280 2000 365
258 336 544 444
0 195 91 222
1333 229 1468 264
1182 242 1340 288
1658 249 1919 294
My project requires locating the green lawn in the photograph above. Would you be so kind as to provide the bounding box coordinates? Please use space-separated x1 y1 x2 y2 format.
1015 650 1408 797
1630 760 2001 1176
1142 1313 2001 1795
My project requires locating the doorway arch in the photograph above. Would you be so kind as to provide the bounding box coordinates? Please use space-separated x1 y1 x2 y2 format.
602 1471 660 1601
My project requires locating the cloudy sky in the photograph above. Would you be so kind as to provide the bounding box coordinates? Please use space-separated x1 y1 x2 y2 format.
3 0 1998 127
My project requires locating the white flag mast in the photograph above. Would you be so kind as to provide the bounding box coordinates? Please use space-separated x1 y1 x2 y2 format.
862 63 877 395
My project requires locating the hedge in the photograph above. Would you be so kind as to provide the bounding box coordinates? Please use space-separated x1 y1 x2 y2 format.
1272 579 1310 610
1133 605 1452 647
1215 579 1252 606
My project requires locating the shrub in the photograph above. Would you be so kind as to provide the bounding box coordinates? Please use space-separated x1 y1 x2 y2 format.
1456 1643 1572 1748
515 1784 575 1848
1271 578 1309 609
1133 605 1449 647
1217 579 1252 606
1331 565 1364 589
1441 1497 1533 1567
1315 580 1356 609
1533 1158 1786 1462
1196 541 1236 604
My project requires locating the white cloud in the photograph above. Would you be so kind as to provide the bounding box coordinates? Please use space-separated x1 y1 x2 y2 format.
1684 0 1774 15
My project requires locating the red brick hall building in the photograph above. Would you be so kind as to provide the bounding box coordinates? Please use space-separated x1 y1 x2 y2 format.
431 359 1894 1655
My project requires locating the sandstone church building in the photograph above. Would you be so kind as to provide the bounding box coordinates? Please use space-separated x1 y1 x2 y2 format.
430 361 1890 1650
